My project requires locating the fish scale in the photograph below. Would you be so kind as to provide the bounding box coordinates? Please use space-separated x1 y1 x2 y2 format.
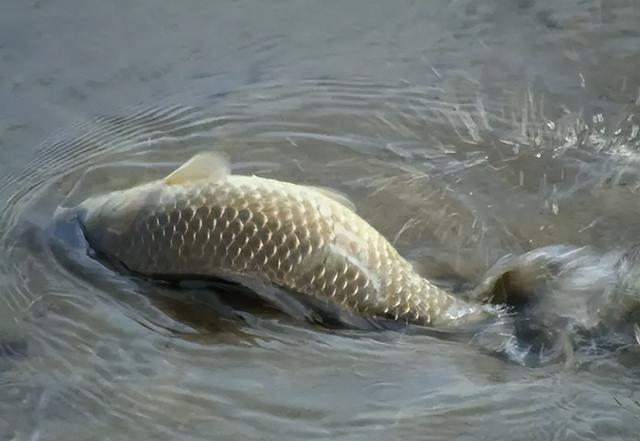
68 153 491 327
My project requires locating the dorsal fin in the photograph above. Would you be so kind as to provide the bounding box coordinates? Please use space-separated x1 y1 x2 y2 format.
164 152 229 186
307 185 357 212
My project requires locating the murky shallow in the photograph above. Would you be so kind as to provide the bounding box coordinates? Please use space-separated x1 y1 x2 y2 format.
3 0 640 439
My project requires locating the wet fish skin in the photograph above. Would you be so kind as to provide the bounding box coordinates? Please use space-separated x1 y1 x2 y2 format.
63 153 490 327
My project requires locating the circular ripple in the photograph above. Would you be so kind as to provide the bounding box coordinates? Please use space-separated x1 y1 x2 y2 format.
2 78 640 440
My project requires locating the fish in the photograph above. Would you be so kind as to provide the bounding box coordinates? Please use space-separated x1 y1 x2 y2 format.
55 152 495 329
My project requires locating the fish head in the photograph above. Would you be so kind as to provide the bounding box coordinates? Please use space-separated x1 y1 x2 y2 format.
54 180 164 257
52 152 228 259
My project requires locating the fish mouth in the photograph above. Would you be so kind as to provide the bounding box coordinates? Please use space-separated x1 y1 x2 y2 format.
48 206 90 251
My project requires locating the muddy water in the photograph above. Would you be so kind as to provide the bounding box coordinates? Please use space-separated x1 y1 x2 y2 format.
3 1 640 440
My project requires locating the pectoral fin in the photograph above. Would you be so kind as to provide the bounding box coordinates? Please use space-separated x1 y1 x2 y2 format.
164 152 230 186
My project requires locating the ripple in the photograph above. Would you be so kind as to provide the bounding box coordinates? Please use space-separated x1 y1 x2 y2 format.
2 77 640 440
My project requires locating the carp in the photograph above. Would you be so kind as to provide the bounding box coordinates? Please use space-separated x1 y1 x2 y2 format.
56 153 495 328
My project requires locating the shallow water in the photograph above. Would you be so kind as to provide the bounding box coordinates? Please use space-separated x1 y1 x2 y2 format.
3 0 640 439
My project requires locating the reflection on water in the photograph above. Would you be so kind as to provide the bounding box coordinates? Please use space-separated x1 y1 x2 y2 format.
3 0 640 440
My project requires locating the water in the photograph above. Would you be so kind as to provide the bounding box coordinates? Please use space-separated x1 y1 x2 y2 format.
3 0 640 439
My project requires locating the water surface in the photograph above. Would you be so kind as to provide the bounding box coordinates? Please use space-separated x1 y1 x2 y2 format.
2 1 640 440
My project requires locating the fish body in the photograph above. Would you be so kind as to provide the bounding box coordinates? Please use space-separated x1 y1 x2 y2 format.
62 153 489 327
